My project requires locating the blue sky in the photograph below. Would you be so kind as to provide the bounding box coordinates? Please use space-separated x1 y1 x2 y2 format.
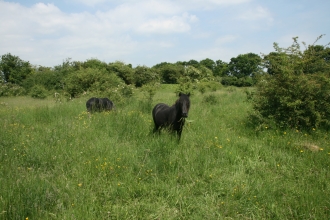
1 0 329 68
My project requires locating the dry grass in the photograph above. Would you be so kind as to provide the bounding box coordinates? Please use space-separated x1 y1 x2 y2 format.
300 142 321 152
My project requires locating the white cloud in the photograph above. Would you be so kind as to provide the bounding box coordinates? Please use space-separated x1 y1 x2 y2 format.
178 0 250 10
232 5 274 30
0 0 257 66
72 0 108 7
215 35 239 45
209 0 250 4
1 0 328 67
0 1 141 65
72 0 251 11
238 6 273 21
137 13 197 34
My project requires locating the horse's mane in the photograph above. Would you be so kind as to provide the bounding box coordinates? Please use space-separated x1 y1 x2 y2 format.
174 97 184 112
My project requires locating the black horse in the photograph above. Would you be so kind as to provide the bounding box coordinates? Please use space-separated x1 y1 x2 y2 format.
152 92 190 140
86 97 115 113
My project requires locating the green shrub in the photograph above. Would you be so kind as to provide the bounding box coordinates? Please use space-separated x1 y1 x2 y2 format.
175 80 195 95
119 84 135 98
226 86 237 93
198 83 207 94
108 61 134 85
207 81 222 91
203 94 219 105
250 36 330 130
134 65 160 87
23 67 67 92
0 82 26 96
198 81 222 93
64 68 123 97
103 83 135 106
221 76 254 87
30 85 48 99
141 83 158 101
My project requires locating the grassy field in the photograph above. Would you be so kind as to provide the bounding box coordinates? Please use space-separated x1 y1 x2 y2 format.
0 86 329 219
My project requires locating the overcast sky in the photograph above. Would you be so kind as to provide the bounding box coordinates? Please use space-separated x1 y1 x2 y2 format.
1 0 329 68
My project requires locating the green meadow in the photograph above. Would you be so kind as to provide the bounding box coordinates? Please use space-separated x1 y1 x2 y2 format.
0 86 329 219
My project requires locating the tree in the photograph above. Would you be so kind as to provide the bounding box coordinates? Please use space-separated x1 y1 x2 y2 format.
155 63 184 84
228 53 262 78
108 61 134 85
22 64 73 92
303 44 330 74
200 58 216 72
134 65 160 87
263 52 287 75
53 58 76 76
82 58 108 70
184 66 202 81
0 53 32 85
176 60 199 68
214 60 229 77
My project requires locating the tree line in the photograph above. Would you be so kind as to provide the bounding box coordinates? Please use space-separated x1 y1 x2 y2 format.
1 36 330 130
0 52 264 97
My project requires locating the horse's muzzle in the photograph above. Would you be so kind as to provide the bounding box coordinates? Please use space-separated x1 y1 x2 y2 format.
182 113 188 118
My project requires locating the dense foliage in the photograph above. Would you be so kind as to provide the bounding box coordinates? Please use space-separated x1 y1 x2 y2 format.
0 82 26 97
250 36 330 130
64 68 123 98
0 53 32 85
0 52 260 99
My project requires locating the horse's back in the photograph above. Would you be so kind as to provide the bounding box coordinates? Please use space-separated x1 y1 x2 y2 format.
152 103 170 124
101 97 114 110
153 103 169 114
86 97 99 112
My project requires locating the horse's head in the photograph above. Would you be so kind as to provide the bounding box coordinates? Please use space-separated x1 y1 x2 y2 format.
178 92 190 118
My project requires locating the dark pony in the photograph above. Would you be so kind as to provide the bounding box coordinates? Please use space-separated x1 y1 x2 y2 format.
86 97 115 113
152 92 190 140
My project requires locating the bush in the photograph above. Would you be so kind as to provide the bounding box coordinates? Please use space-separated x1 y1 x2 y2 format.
119 84 135 98
103 83 135 106
134 66 160 87
175 78 197 94
23 67 66 92
108 61 134 85
203 94 219 105
141 83 158 101
221 76 254 87
250 36 330 130
253 72 330 129
30 85 48 99
64 68 123 98
198 81 222 93
0 82 26 96
198 83 207 94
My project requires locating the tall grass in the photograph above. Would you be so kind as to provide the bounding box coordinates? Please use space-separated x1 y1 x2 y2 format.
0 87 329 219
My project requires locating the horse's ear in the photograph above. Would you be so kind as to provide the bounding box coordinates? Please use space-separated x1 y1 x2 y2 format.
187 93 190 97
179 92 182 96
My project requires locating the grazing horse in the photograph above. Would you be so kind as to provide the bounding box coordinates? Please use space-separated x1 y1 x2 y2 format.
86 97 114 113
152 92 190 140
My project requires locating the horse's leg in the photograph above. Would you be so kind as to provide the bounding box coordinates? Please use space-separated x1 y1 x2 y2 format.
177 129 182 140
153 124 160 134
